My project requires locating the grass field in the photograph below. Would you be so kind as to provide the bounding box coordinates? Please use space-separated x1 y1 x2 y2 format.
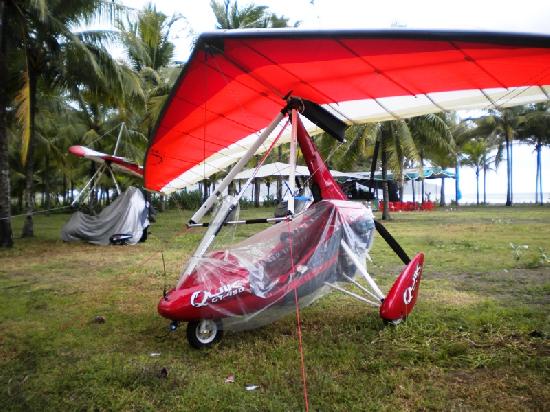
1 205 549 411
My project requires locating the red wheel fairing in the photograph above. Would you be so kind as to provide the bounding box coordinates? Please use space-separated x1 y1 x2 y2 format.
380 253 424 322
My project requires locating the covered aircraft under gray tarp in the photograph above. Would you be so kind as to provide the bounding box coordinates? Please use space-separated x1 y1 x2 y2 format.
61 187 149 245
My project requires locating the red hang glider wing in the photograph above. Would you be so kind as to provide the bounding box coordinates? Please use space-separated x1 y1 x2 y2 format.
69 145 144 178
144 29 550 193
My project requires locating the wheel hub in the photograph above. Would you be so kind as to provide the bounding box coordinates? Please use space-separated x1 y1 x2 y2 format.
196 319 217 344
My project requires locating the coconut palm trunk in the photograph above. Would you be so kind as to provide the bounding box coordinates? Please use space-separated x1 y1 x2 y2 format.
202 179 209 203
535 138 544 205
439 177 446 207
483 161 488 205
62 174 67 205
0 0 13 247
21 69 38 237
475 165 480 205
505 129 512 206
455 159 460 207
254 177 260 207
44 153 51 215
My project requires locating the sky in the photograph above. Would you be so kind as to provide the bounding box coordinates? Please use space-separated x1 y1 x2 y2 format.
107 0 550 202
119 0 550 62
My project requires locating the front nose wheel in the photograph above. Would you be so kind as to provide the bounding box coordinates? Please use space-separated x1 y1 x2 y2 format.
186 319 223 349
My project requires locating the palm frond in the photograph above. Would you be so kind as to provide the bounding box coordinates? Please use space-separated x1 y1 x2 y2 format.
15 70 31 165
30 0 48 21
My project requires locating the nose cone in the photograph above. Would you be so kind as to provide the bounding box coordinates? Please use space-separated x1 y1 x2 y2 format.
158 289 184 320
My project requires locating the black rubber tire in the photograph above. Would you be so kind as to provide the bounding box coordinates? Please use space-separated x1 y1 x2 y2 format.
186 319 224 349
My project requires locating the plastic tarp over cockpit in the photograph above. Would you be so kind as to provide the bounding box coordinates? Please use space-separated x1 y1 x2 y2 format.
61 187 149 245
159 200 375 330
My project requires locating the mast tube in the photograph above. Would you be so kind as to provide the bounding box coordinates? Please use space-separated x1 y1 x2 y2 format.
287 109 298 214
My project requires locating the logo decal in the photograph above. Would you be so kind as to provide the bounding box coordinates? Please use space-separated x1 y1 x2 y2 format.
403 264 422 305
191 281 245 307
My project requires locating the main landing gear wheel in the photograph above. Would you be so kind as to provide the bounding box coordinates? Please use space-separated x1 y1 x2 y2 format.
186 319 223 349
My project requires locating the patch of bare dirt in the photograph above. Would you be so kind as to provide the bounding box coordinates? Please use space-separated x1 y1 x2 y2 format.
443 368 549 411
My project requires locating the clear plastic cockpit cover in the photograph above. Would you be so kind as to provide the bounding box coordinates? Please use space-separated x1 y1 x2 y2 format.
163 200 375 330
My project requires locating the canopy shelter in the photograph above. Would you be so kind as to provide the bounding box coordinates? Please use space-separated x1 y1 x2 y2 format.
403 167 455 180
339 166 456 183
234 162 310 180
334 167 455 202
233 162 349 180
144 29 550 194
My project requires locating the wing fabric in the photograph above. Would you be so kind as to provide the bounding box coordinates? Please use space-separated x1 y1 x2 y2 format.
145 30 550 193
69 145 144 178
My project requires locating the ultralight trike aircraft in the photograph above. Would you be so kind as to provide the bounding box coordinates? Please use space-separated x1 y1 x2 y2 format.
61 123 153 246
143 29 550 348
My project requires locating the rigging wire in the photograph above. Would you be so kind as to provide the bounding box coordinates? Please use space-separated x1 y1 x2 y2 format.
0 205 73 221
203 53 209 195
205 119 289 254
286 218 310 412
87 122 125 147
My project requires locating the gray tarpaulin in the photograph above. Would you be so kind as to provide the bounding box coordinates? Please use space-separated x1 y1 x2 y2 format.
61 186 149 245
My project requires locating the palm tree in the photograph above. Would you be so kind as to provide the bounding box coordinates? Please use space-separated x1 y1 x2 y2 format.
517 102 550 205
118 4 187 211
324 115 452 220
211 0 268 29
380 116 452 217
211 0 295 30
441 114 475 206
428 147 455 207
118 4 180 72
461 138 493 205
0 0 13 246
472 107 525 206
32 88 81 211
4 0 139 237
408 113 455 203
117 4 182 138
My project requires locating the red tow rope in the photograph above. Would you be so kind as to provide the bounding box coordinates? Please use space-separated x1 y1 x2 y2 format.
287 219 310 412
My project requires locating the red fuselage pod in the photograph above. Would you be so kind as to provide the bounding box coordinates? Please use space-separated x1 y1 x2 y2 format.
157 251 341 322
157 235 341 322
158 200 372 324
379 253 424 322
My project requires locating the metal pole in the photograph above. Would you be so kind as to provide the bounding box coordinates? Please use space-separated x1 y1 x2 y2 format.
287 109 298 214
113 122 125 156
340 273 383 303
341 240 385 300
187 216 290 227
107 165 121 195
189 112 285 224
71 164 105 206
324 282 380 306
177 196 235 288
